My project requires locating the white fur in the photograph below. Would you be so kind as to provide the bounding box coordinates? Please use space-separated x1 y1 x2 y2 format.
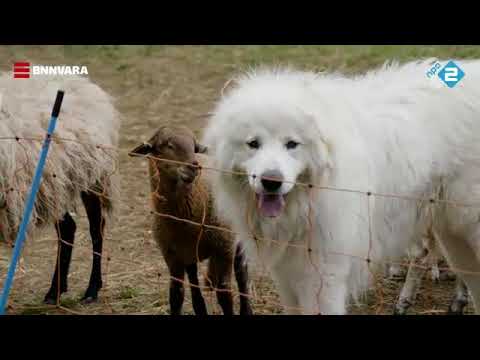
0 72 120 243
203 59 480 314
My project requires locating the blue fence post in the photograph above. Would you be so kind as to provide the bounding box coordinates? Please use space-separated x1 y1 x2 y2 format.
0 90 65 315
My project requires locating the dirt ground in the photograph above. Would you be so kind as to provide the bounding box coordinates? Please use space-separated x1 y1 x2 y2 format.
0 46 478 315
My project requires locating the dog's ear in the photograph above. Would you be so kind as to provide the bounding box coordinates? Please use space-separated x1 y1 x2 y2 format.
194 141 208 154
129 141 154 157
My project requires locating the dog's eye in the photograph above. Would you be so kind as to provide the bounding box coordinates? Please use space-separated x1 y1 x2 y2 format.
247 139 260 149
285 140 299 150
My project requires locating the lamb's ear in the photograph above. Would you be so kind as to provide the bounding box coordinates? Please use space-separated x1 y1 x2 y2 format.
0 193 6 209
194 142 208 154
129 142 153 157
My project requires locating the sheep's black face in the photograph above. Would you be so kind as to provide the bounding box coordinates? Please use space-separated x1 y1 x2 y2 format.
129 126 208 185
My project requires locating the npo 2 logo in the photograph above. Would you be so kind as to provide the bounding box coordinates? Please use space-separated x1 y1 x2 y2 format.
426 60 465 88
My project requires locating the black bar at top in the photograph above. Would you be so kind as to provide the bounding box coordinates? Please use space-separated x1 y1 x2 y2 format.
51 90 65 118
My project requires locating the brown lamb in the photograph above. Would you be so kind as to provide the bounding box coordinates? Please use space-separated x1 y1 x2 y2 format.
129 125 252 315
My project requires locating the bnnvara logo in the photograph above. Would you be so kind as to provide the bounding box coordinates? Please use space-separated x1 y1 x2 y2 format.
12 62 89 79
426 60 465 88
13 62 30 78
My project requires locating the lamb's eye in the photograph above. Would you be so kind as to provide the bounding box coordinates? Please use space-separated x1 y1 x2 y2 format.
247 139 260 149
285 140 299 150
167 142 175 149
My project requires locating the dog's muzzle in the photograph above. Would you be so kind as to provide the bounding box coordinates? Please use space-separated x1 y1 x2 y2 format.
256 170 286 218
260 170 284 192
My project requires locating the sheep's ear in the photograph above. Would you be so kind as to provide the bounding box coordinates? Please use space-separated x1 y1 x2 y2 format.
194 142 208 154
129 142 153 157
0 193 5 209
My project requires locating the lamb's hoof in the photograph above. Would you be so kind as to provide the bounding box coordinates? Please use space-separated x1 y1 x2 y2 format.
240 305 254 316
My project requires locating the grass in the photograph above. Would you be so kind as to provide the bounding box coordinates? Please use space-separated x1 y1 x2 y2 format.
0 45 479 315
3 45 480 74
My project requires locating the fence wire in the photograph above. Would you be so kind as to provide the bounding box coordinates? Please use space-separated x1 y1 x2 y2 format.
0 134 478 315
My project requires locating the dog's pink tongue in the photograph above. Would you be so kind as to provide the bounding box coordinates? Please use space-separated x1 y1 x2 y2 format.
257 193 285 218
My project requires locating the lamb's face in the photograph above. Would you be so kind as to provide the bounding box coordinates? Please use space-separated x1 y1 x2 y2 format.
155 134 200 183
129 126 207 185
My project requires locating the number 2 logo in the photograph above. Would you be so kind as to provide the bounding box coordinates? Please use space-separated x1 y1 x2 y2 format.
444 67 458 82
437 61 465 88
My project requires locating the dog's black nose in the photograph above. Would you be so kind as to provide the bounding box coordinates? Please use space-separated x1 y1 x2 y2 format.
260 170 284 192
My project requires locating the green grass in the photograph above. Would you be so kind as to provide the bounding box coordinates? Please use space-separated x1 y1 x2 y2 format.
2 45 480 74
118 286 140 300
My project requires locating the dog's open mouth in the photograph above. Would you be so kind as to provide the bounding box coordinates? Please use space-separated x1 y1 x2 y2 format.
256 193 286 218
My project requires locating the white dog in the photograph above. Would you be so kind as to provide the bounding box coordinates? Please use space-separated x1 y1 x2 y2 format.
202 59 480 314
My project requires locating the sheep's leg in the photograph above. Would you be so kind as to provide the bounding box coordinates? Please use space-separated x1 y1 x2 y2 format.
386 262 406 280
44 212 76 305
234 243 253 315
185 263 208 315
434 227 480 314
393 255 428 315
81 191 105 303
448 278 469 314
168 262 185 315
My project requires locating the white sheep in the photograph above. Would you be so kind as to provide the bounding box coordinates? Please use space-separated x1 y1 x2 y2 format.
0 72 120 305
392 235 470 315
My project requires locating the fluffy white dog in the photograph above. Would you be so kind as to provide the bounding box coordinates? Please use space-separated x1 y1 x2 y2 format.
202 59 480 314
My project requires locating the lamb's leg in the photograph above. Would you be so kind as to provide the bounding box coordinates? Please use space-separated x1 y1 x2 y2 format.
168 262 185 315
209 256 234 315
81 191 105 303
234 243 253 315
44 212 76 305
448 278 469 314
185 263 208 315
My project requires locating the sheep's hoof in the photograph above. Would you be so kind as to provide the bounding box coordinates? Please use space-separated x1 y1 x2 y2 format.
393 305 408 315
81 285 101 304
44 295 60 305
81 295 99 304
44 287 67 305
447 300 467 315
81 288 100 303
